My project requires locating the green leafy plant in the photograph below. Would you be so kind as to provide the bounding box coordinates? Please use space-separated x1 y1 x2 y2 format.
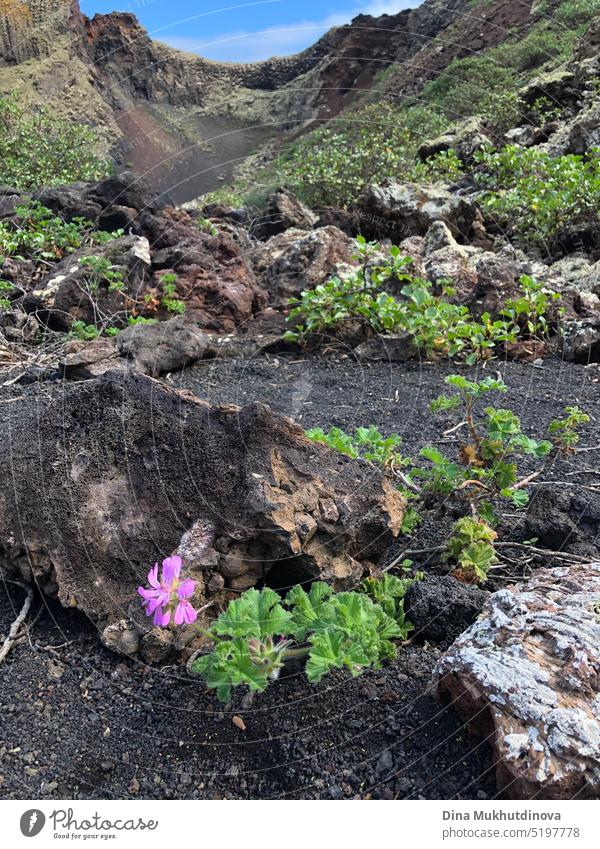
306 423 409 468
548 406 590 452
0 280 14 310
284 238 520 362
0 94 111 191
0 201 120 262
358 572 421 626
70 321 101 341
80 255 126 293
445 517 498 584
197 217 217 236
501 274 562 339
422 374 552 518
192 583 412 702
475 146 600 252
160 273 186 315
126 315 159 327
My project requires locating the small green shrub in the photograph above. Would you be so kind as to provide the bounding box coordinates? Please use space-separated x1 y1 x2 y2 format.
422 374 552 521
127 315 159 327
0 94 111 191
197 217 217 236
0 201 121 262
192 583 413 702
70 321 101 341
306 424 409 468
358 573 421 627
306 422 422 534
303 374 586 586
445 517 498 584
285 238 525 362
501 274 562 338
80 255 126 293
475 146 600 252
160 273 186 315
549 406 590 452
0 280 15 310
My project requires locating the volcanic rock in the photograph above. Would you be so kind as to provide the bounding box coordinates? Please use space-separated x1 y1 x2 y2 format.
435 564 600 799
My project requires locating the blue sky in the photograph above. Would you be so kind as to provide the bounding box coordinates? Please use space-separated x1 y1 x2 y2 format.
79 1 419 62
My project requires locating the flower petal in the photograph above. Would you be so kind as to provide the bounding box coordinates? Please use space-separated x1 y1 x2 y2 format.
184 603 198 624
162 555 182 585
174 602 185 626
147 564 160 588
174 600 197 626
145 595 164 614
177 578 196 600
153 606 170 627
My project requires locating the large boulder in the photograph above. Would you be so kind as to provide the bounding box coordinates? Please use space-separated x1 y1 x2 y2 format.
23 235 152 331
33 172 162 232
250 226 355 304
115 315 212 376
0 371 405 645
435 564 600 799
357 182 477 242
418 117 490 165
140 206 265 331
250 188 318 240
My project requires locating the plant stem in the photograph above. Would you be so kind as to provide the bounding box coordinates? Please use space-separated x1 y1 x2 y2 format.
283 646 311 660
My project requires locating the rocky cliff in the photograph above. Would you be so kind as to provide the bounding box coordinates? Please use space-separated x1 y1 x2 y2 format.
1 0 488 200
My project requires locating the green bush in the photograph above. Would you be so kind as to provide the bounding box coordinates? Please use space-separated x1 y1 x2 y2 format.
276 102 456 209
475 146 600 251
0 94 111 191
284 237 522 362
0 201 121 262
422 15 583 122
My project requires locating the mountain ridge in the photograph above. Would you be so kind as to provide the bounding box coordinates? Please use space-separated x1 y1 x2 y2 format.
1 0 478 200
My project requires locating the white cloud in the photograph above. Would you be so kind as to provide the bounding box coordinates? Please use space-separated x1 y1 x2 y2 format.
160 1 418 63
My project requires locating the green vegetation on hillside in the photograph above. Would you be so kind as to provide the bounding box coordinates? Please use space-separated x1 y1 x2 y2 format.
275 103 461 209
212 0 600 212
475 146 600 251
0 94 111 190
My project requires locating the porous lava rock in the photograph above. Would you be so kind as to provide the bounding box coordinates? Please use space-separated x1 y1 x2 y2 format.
0 371 405 648
435 564 600 799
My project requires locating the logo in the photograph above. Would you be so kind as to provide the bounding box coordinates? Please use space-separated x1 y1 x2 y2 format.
20 810 46 837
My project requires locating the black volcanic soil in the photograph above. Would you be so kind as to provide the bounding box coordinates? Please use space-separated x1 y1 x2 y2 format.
1 352 599 800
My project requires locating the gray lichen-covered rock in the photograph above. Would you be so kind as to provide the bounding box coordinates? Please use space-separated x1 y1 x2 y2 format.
115 315 212 376
418 116 489 165
250 188 318 240
435 564 600 799
0 371 405 646
24 235 151 331
357 182 477 242
250 226 355 304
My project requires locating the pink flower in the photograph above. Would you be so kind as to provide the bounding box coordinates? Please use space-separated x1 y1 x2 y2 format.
138 555 197 628
174 578 198 625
